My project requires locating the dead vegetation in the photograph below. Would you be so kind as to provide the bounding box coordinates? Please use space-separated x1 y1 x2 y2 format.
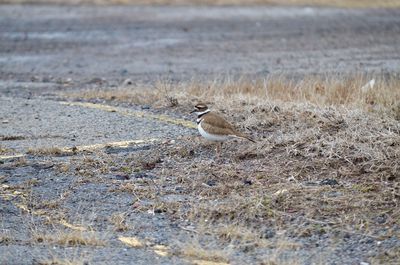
61 74 400 262
27 147 70 156
0 232 13 245
0 145 9 154
33 230 106 247
177 239 231 264
66 75 400 120
3 75 399 263
0 135 26 141
109 212 129 232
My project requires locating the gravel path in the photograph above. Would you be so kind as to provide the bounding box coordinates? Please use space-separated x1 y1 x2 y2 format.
0 97 194 153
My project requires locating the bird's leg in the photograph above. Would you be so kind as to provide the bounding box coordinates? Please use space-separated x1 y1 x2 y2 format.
215 142 222 158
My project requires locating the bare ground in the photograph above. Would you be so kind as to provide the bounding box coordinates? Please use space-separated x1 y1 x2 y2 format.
1 4 400 265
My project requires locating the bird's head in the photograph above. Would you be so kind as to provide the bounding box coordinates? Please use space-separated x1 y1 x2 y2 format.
190 103 209 115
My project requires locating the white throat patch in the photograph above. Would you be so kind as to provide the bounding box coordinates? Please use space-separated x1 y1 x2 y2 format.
195 109 210 116
196 109 210 124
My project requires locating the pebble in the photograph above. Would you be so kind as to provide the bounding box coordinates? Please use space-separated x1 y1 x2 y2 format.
206 179 217 186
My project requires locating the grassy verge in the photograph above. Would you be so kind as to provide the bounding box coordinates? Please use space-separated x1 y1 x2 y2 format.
61 74 400 263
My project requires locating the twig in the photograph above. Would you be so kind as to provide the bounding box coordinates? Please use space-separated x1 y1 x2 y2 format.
179 226 198 234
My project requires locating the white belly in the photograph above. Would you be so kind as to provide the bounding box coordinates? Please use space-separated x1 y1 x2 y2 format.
198 122 230 142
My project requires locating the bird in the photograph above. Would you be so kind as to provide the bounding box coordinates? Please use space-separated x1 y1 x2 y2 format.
190 103 255 156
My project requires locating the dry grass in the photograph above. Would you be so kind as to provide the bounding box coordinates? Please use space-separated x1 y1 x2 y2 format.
109 212 129 232
1 0 400 8
66 75 400 120
0 145 9 154
27 147 70 156
370 247 400 264
19 74 398 263
0 135 26 141
33 230 106 246
0 232 13 245
67 75 398 261
177 239 230 263
64 75 400 239
8 156 28 167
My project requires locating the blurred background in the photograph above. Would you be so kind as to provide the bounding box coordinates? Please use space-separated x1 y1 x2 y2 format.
1 0 399 86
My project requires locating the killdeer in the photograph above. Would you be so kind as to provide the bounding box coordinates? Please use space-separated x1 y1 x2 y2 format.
190 103 254 156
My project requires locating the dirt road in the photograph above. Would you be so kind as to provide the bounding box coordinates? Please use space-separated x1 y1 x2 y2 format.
1 5 400 86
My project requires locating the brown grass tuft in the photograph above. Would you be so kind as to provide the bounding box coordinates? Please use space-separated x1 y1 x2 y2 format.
56 74 400 263
0 145 10 154
0 135 26 141
65 75 400 119
177 240 230 263
33 230 106 247
109 213 129 232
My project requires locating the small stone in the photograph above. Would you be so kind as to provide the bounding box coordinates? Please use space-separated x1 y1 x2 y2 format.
273 189 288 196
375 215 387 224
2 120 9 124
206 180 217 187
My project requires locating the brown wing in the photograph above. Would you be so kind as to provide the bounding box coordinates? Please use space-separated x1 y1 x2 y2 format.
201 112 240 136
202 112 255 142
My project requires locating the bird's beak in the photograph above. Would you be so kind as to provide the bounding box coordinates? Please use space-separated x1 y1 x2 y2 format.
190 109 197 114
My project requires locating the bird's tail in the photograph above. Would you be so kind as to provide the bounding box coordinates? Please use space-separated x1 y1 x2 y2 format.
235 132 256 143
